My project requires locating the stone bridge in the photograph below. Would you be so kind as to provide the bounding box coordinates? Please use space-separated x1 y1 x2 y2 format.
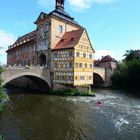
1 66 112 89
93 67 113 86
1 66 51 88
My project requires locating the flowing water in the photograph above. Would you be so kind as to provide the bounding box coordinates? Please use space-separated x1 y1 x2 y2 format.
0 88 140 140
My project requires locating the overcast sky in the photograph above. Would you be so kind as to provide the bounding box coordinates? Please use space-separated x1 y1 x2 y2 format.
0 0 140 64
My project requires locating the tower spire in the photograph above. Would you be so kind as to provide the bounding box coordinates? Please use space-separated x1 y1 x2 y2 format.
55 0 65 11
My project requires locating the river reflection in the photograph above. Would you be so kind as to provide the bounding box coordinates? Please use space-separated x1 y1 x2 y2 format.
0 88 140 140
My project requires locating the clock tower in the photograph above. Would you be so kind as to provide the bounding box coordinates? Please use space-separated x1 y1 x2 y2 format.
55 0 65 11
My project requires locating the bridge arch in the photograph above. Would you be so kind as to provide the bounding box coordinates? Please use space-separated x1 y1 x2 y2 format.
3 71 50 87
2 67 51 91
93 67 106 87
93 73 104 87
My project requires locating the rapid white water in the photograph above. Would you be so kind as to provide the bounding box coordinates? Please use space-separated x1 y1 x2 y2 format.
66 90 140 138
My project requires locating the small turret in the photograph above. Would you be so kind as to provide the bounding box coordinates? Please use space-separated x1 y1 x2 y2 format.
55 0 65 11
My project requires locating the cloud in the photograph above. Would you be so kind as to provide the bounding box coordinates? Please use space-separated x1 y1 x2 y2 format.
68 0 115 11
94 49 115 60
0 30 15 55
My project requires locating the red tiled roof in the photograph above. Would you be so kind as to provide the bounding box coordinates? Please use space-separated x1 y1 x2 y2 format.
7 30 36 51
101 55 117 62
52 28 84 50
15 30 36 44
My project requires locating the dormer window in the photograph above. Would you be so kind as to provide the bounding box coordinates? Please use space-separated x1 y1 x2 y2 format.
58 25 63 33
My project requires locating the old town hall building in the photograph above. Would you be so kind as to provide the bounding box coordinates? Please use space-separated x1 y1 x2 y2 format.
7 0 95 89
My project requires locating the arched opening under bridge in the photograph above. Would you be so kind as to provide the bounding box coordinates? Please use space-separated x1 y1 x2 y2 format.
93 73 104 87
4 75 50 92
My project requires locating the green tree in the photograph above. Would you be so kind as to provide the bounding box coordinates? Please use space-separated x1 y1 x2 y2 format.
0 67 3 87
112 50 140 92
124 50 140 62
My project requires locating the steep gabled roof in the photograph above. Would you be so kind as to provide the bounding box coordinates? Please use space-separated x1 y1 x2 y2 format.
53 28 84 50
34 12 48 24
83 29 95 53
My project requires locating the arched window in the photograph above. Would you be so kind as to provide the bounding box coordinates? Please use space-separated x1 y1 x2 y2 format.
58 25 63 33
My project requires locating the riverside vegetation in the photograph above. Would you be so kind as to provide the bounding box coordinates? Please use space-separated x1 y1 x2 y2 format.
0 67 9 112
0 66 4 111
0 67 9 111
111 50 140 95
0 66 5 140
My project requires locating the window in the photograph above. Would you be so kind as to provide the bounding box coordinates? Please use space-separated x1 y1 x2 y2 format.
58 25 63 33
54 63 57 68
69 51 73 57
76 52 80 57
69 62 73 68
57 76 59 80
46 24 49 31
79 63 82 68
80 45 83 48
89 76 92 80
54 52 57 58
75 76 78 80
90 64 92 68
89 54 92 59
83 53 86 58
80 76 85 80
85 63 87 68
75 63 78 68
68 76 72 80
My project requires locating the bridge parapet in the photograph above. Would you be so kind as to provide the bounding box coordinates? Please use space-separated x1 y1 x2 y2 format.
3 65 48 70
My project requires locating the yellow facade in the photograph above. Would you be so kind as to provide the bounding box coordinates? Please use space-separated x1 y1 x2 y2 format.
53 30 94 86
74 30 94 86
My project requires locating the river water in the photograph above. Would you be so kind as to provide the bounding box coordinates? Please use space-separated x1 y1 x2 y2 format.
0 88 140 140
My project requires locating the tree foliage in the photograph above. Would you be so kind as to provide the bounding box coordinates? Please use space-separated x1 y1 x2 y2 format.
124 50 140 62
0 67 3 87
111 50 140 91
